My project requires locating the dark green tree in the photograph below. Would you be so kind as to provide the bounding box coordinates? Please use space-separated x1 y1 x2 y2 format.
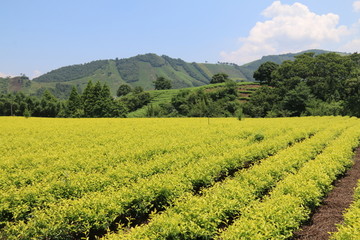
154 76 172 90
243 86 280 117
282 82 312 116
92 81 104 117
66 87 83 117
40 90 59 117
82 81 95 117
116 84 132 97
344 75 360 117
98 83 117 117
253 61 279 86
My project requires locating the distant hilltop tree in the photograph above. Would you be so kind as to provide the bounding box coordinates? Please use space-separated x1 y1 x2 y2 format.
210 73 229 84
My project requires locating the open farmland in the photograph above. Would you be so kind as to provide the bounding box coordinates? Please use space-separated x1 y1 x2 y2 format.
1 116 360 239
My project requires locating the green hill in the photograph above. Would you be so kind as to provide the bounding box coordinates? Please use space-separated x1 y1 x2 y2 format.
28 54 248 98
1 50 346 98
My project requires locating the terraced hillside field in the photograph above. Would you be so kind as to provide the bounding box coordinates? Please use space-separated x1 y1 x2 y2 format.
1 116 360 239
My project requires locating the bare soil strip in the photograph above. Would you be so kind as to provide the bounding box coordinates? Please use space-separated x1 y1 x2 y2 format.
292 147 360 240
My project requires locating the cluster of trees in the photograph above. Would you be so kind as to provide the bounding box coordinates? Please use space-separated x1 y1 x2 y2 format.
0 91 62 117
0 81 151 118
116 84 151 112
146 80 241 117
66 81 127 117
245 52 360 117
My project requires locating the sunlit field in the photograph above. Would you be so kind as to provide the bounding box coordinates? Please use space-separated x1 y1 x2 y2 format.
1 116 360 239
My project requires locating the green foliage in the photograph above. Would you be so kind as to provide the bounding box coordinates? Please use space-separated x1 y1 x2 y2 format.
246 52 360 117
169 82 241 117
39 90 60 117
0 80 129 118
305 99 343 116
210 72 229 84
219 123 360 239
66 87 83 117
243 86 280 117
282 82 312 116
235 108 243 121
120 91 151 112
332 178 360 239
114 54 241 90
253 133 265 141
1 118 324 239
116 84 132 97
253 61 279 85
81 81 126 117
23 108 31 118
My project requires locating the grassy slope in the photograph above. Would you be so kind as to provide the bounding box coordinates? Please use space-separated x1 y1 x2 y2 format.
200 64 246 81
65 60 126 96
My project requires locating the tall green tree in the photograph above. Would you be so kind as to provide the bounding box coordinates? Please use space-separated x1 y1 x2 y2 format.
98 83 116 117
40 90 59 117
82 81 95 117
66 87 83 117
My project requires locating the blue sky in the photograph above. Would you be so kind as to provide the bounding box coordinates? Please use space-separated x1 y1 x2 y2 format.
1 0 360 79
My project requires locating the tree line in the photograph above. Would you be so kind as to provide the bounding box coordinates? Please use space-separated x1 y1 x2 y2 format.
0 81 151 118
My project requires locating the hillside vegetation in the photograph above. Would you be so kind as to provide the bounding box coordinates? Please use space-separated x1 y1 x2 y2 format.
28 54 247 97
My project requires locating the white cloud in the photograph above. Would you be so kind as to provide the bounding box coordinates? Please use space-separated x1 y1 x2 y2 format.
221 1 350 64
353 1 360 12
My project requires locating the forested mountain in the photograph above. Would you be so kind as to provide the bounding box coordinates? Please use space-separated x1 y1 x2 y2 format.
1 50 347 98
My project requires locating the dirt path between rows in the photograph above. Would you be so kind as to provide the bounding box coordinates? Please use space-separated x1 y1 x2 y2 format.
292 147 360 240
